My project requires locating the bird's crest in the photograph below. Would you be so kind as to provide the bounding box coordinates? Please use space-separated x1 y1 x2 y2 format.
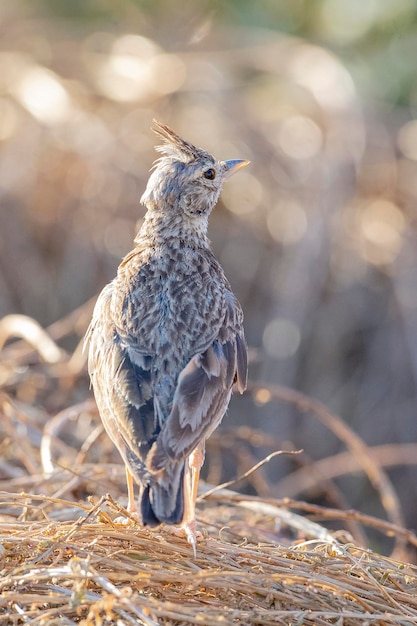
151 120 212 163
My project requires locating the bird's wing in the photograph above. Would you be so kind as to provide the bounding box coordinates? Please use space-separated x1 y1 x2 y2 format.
88 268 247 481
147 290 247 472
87 283 158 473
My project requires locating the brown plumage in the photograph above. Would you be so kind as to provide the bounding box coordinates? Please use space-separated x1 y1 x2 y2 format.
85 121 248 549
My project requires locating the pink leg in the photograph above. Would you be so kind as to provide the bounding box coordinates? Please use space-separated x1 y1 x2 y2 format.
126 466 137 513
114 467 138 524
179 442 205 556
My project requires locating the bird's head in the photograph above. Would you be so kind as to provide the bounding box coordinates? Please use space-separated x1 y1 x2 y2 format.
140 121 249 220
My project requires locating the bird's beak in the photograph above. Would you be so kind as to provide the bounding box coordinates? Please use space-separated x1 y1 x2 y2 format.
222 159 250 180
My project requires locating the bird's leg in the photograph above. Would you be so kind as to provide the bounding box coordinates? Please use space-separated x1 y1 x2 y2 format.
178 442 206 556
114 467 138 524
126 466 137 514
189 442 205 517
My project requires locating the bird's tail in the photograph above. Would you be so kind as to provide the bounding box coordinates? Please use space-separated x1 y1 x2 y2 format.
140 464 185 527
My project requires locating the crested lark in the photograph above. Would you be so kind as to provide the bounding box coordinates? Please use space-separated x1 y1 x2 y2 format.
86 121 248 551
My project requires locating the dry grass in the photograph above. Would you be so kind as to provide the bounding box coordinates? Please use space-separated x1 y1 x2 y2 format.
1 307 417 624
2 281 417 625
1 489 417 625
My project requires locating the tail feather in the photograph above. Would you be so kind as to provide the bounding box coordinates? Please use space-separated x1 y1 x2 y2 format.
140 465 185 526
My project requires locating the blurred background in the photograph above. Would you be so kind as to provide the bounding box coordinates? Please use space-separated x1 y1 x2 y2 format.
1 0 417 554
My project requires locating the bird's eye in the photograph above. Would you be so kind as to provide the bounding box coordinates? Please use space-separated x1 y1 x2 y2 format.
203 168 216 180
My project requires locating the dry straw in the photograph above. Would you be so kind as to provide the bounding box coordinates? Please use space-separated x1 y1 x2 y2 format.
1 309 417 624
1 489 417 625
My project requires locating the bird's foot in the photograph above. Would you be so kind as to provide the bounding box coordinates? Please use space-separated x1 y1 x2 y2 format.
113 510 140 526
170 521 203 558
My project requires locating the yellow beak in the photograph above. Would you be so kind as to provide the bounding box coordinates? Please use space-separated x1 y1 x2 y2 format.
222 159 250 180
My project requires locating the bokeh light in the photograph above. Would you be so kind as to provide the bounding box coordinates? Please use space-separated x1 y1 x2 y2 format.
14 65 73 125
277 115 323 161
221 172 263 215
353 198 406 266
262 317 301 359
266 199 307 246
397 120 417 161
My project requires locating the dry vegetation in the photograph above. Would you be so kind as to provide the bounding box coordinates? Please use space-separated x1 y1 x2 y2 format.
2 1 417 623
1 492 417 625
1 316 417 624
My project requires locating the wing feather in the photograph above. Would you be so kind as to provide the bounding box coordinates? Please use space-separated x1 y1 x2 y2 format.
147 331 247 472
235 332 248 393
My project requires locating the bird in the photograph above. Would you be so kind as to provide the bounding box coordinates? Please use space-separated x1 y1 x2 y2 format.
85 120 248 552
